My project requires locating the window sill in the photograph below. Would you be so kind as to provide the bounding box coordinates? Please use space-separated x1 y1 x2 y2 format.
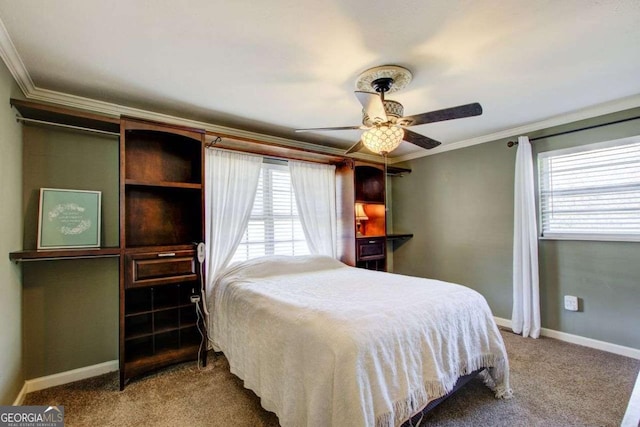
539 235 640 243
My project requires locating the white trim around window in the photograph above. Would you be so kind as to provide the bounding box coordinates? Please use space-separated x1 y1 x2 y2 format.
538 135 640 242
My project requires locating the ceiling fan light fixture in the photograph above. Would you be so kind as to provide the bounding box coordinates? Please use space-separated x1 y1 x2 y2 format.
361 125 404 155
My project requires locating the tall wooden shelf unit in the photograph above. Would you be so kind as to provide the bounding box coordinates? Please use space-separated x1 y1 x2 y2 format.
119 118 206 389
336 161 413 272
354 163 387 271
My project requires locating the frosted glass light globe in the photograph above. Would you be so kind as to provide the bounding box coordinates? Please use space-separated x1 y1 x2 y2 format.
361 125 404 155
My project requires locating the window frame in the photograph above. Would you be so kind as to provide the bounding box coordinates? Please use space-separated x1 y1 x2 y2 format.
537 135 640 243
231 160 310 263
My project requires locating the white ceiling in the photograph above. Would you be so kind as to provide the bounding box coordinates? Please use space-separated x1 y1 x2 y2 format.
0 0 639 160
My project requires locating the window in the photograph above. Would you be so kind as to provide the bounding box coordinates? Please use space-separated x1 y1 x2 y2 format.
538 136 640 241
231 161 309 263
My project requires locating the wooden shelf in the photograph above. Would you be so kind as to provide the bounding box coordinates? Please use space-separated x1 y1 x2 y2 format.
125 179 202 190
125 322 198 341
387 165 411 176
125 303 193 318
387 233 414 241
355 200 384 205
9 248 121 262
124 344 200 378
10 98 120 134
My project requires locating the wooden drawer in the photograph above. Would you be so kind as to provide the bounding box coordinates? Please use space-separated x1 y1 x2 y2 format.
126 250 197 289
357 237 386 261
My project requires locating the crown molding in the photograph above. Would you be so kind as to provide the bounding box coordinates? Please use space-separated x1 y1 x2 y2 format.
391 93 640 164
27 84 383 163
3 13 638 165
26 86 350 154
0 15 386 163
26 85 382 163
0 14 35 95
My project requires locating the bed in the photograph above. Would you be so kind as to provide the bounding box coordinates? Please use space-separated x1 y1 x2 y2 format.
208 255 512 427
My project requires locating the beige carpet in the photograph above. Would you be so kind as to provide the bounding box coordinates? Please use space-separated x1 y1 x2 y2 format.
23 329 639 426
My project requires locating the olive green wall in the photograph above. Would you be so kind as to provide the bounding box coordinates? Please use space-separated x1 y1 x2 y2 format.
21 125 119 378
0 59 25 404
392 108 640 349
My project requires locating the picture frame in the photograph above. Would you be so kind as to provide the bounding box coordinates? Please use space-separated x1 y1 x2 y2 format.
37 188 102 250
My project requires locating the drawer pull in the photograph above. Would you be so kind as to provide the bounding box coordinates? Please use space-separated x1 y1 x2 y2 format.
157 252 176 257
368 240 376 244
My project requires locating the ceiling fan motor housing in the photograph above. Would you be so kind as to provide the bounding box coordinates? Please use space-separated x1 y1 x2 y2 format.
363 100 404 126
296 64 481 155
356 65 413 94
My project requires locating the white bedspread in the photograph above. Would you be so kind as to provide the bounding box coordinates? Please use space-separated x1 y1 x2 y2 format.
208 255 511 427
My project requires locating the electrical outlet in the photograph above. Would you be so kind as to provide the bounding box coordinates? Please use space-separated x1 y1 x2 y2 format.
190 295 201 304
564 295 578 311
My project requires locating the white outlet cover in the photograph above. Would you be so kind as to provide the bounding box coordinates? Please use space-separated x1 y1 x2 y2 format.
564 295 579 311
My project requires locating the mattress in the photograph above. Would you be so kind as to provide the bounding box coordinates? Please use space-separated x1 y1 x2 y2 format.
208 255 511 427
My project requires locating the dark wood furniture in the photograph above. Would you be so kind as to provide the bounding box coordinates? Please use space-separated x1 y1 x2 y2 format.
354 163 387 271
119 117 206 389
9 248 121 262
9 98 418 390
336 160 413 271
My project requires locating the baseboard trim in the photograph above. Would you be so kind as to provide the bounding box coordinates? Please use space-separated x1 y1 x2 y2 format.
13 360 118 405
494 316 640 360
12 321 640 405
622 369 640 427
12 382 28 406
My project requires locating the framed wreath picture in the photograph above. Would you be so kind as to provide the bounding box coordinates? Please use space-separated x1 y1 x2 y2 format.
37 188 102 250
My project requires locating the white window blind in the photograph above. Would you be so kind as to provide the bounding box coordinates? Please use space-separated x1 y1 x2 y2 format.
538 136 640 241
231 162 309 263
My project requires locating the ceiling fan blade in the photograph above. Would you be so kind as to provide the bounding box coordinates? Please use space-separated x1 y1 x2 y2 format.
403 129 441 150
355 91 388 124
345 140 364 154
295 125 364 132
400 102 482 126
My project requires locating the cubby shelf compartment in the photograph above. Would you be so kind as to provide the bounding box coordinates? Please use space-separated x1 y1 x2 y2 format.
123 129 202 185
124 344 201 377
355 165 385 204
124 187 203 248
122 283 203 379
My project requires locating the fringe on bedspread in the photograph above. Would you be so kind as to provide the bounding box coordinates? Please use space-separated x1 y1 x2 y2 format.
374 354 513 427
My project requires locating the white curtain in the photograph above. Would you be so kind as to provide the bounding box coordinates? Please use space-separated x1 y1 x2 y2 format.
289 161 337 257
512 136 541 338
204 149 262 285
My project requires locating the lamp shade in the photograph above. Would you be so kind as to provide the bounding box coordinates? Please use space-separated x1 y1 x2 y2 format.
355 203 369 220
361 125 404 155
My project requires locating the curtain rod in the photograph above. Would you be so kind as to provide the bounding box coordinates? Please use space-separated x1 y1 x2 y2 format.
506 114 640 147
205 137 342 166
16 116 120 137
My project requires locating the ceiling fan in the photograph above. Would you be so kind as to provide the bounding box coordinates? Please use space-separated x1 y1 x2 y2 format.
296 65 483 155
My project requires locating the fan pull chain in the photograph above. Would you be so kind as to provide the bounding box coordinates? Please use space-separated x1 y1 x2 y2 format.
384 153 389 214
